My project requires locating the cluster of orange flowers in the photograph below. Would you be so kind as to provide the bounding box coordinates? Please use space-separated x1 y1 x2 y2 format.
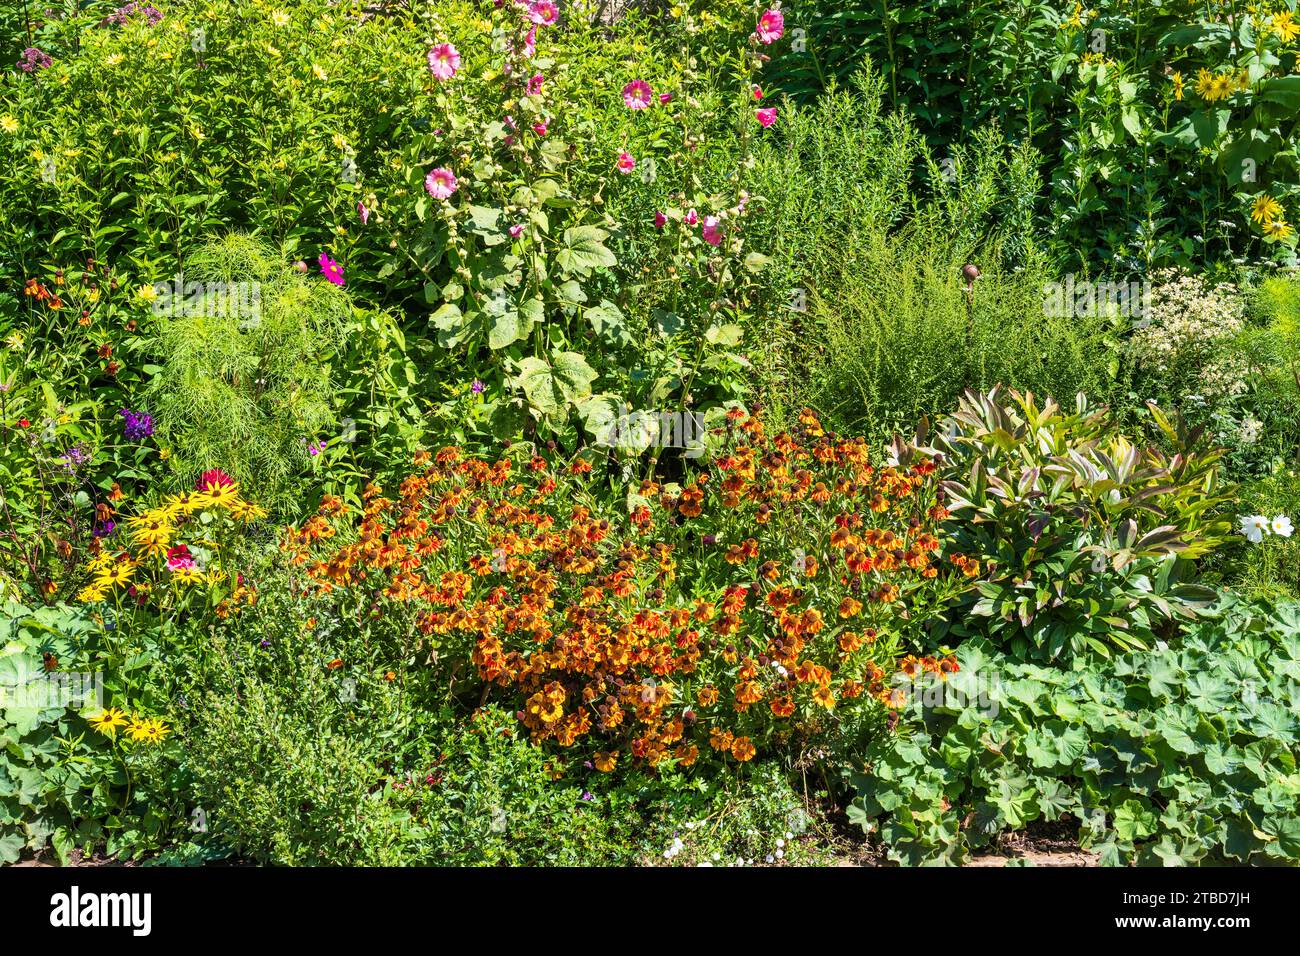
283 408 967 771
24 276 64 311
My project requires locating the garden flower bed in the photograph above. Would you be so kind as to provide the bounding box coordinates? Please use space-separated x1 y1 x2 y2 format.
0 0 1298 880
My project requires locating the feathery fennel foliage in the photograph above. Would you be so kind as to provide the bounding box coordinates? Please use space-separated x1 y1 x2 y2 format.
149 235 349 509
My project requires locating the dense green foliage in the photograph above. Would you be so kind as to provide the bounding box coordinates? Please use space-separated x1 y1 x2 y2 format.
850 597 1300 865
1 0 1299 869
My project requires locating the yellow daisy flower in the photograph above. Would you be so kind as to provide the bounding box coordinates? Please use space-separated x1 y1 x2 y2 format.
172 565 203 585
1265 218 1294 240
88 708 130 737
227 499 268 522
127 716 170 744
194 483 240 509
1273 11 1300 42
1252 195 1283 224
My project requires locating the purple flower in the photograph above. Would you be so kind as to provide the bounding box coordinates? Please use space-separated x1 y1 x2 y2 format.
580 791 594 801
471 379 486 395
119 407 153 440
308 439 326 457
103 3 164 26
58 444 88 473
18 48 52 72
93 519 116 538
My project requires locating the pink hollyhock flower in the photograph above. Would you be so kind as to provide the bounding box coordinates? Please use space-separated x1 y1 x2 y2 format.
622 79 654 110
318 253 345 286
654 211 667 229
522 26 537 57
528 1 559 26
533 121 548 136
701 216 723 246
757 8 784 44
753 86 763 100
528 73 545 95
166 545 195 571
505 114 517 130
685 208 699 226
756 107 777 128
358 201 369 225
659 92 673 104
427 42 461 80
510 223 526 238
616 151 636 174
425 167 458 199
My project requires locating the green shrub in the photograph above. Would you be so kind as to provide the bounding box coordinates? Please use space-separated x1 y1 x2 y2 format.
0 601 183 864
927 387 1232 660
147 235 350 508
176 615 412 866
848 596 1300 866
763 0 1300 271
743 72 1114 434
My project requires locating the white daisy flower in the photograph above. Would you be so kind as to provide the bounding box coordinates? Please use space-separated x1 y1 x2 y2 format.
1240 514 1270 543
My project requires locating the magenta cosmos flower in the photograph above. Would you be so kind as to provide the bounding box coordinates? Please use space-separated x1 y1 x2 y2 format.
701 216 723 247
757 9 784 44
622 79 654 110
425 167 458 199
756 107 777 128
318 253 345 286
528 1 559 26
616 151 636 174
427 43 461 81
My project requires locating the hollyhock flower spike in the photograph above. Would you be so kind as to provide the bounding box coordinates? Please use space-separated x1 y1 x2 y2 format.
756 8 784 44
528 1 559 26
425 167 459 199
701 216 724 246
622 79 654 110
427 43 461 80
